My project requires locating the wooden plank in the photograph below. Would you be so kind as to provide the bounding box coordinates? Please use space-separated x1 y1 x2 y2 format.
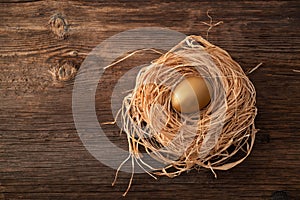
0 0 299 199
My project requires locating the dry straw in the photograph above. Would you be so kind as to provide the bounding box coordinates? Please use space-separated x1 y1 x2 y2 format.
111 35 257 196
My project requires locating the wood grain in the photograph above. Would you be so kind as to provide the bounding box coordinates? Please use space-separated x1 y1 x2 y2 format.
0 0 299 199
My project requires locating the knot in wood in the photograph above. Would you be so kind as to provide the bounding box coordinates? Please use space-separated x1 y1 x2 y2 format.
57 61 77 81
272 191 289 200
48 13 69 39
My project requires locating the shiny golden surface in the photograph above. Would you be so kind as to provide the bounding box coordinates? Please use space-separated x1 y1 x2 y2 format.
171 76 211 113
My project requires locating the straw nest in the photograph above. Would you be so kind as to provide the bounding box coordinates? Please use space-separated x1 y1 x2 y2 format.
115 35 258 194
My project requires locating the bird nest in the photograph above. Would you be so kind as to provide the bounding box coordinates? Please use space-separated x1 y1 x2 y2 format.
114 35 257 195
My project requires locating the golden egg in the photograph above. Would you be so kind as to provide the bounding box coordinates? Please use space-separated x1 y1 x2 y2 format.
171 76 211 113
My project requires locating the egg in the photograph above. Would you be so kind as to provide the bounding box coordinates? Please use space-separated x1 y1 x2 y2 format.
171 76 211 113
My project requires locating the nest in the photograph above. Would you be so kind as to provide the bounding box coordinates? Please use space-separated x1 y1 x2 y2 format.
115 35 257 195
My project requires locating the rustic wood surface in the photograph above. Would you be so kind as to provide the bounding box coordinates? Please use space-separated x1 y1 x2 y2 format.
0 0 299 199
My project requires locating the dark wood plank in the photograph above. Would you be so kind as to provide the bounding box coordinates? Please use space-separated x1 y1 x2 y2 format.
0 0 299 199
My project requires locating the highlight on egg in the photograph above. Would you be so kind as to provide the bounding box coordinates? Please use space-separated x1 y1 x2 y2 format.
171 76 211 113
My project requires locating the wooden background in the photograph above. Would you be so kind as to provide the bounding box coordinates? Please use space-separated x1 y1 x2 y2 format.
0 0 299 199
